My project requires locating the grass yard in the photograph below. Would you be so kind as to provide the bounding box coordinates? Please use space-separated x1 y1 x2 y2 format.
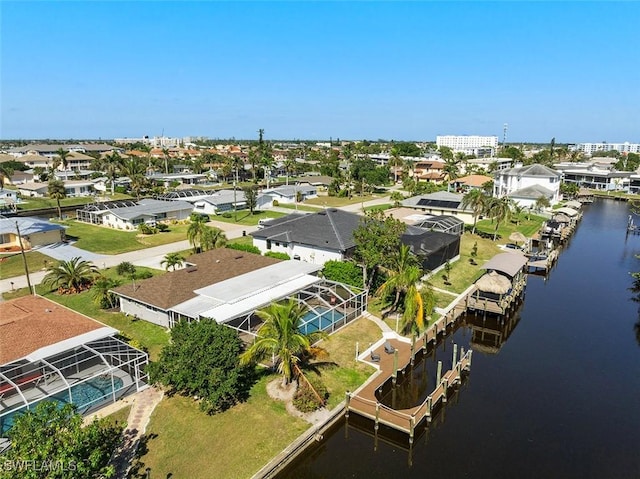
363 203 393 212
104 405 132 429
55 220 189 254
304 194 380 208
0 250 51 279
134 317 383 479
475 213 546 242
210 210 286 226
226 235 254 247
17 196 94 212
275 203 321 212
428 233 502 294
134 375 310 479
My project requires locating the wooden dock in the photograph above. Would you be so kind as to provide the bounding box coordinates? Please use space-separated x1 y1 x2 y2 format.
346 347 472 443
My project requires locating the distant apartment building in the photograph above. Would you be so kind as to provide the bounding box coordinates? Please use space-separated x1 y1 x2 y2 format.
114 136 182 148
436 135 498 158
571 142 640 156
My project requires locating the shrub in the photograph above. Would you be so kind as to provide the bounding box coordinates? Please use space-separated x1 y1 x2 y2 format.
226 243 261 254
293 374 328 413
265 251 290 260
272 199 279 207
116 261 136 276
221 212 232 218
138 223 157 235
136 270 153 280
156 223 169 232
321 260 363 288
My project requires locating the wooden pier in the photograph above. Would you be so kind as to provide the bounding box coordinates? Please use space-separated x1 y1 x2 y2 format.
346 346 472 443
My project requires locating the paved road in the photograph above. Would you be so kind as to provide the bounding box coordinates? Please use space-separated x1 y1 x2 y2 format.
0 196 390 295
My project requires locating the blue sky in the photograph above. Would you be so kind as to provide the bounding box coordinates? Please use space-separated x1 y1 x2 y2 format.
2 1 639 143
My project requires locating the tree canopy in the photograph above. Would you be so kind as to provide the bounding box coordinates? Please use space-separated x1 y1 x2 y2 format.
2 402 122 479
148 320 253 414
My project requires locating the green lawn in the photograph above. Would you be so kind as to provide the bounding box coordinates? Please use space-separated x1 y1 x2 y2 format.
0 250 51 279
275 203 321 212
17 196 95 212
428 233 502 294
475 214 546 241
55 220 188 254
363 203 393 212
134 317 382 479
304 194 380 207
209 210 285 226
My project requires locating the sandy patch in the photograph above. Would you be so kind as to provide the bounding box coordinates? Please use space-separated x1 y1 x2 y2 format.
266 378 332 425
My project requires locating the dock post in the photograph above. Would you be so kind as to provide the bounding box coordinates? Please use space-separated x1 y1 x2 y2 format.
426 396 432 422
392 349 399 385
452 343 458 367
410 335 416 366
374 402 380 432
436 360 442 385
468 350 473 370
345 392 350 418
409 414 415 445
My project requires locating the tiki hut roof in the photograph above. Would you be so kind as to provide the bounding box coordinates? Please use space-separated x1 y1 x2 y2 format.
475 271 512 294
555 207 579 217
552 213 571 223
509 231 528 244
481 252 528 278
564 200 582 209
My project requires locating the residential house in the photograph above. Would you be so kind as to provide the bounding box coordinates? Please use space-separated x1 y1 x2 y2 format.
192 190 249 215
262 185 317 205
0 217 66 250
76 198 192 230
0 295 148 436
17 182 49 198
449 174 493 193
63 180 95 197
0 189 20 212
493 163 562 206
401 191 476 224
411 160 446 183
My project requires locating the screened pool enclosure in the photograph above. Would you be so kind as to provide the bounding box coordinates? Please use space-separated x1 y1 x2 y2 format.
0 335 148 436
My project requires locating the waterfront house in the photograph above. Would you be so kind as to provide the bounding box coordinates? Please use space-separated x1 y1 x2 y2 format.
449 174 493 193
110 248 367 334
0 296 148 437
493 163 562 206
401 191 476 224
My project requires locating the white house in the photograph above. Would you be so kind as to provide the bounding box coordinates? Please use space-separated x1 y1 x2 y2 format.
262 185 317 205
193 190 247 215
493 163 562 206
63 180 96 197
76 198 193 230
251 209 359 264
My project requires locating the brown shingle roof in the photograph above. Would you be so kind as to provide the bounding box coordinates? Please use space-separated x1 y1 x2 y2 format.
0 296 105 364
111 249 281 310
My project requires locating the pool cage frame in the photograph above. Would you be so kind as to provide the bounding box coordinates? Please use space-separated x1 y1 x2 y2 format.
0 336 148 435
222 279 368 338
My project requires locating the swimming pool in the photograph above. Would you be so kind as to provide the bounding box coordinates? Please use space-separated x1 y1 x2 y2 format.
0 375 124 435
299 307 345 335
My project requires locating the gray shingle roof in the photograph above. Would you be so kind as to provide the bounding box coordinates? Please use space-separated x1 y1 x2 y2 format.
507 184 554 199
251 209 361 251
107 199 192 220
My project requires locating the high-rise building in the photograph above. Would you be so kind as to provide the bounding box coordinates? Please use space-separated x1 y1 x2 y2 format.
436 135 499 150
571 142 640 155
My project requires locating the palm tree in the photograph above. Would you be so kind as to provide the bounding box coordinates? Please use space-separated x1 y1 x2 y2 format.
121 157 147 199
92 275 121 309
461 189 487 235
486 196 513 241
283 151 297 186
44 257 98 293
48 179 66 219
56 148 70 171
240 299 328 385
535 196 551 212
0 163 14 189
375 244 422 312
160 252 185 271
103 152 122 196
200 226 227 251
389 147 403 184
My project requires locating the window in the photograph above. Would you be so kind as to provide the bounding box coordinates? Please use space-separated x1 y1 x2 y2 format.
266 240 272 250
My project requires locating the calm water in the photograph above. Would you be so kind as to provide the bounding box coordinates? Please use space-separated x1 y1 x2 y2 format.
278 199 640 479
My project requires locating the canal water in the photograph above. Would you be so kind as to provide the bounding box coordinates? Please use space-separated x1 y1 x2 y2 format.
278 199 640 479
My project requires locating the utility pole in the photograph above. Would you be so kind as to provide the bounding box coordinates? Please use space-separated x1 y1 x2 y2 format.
234 163 239 222
15 221 34 295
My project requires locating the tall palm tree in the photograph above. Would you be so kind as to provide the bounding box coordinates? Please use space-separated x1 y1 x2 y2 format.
44 257 98 293
486 196 513 240
0 163 14 189
239 299 328 385
160 252 185 271
56 148 70 171
121 157 147 199
375 244 422 312
461 189 487 235
284 151 297 186
48 179 66 219
103 152 122 196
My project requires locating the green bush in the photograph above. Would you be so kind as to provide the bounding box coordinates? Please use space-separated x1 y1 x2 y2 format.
138 223 157 235
272 199 279 206
136 270 153 280
226 243 261 255
221 212 232 218
156 223 169 232
116 261 136 276
264 251 290 260
321 260 363 288
293 374 328 413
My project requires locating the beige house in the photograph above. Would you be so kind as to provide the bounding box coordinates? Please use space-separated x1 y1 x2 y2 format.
0 217 66 251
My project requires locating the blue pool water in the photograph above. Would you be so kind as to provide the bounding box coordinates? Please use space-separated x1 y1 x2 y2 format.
299 307 345 334
0 375 124 435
